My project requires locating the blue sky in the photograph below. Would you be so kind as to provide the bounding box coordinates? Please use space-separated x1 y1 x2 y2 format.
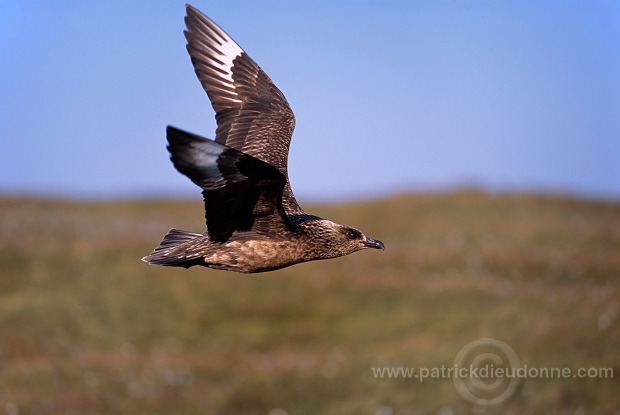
1 1 619 201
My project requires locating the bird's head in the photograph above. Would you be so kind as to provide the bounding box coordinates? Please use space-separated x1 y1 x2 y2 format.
310 220 384 259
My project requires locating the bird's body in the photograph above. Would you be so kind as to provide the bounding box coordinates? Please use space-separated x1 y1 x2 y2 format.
143 4 383 273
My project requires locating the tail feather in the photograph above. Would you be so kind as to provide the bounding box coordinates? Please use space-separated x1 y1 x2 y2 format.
142 228 204 268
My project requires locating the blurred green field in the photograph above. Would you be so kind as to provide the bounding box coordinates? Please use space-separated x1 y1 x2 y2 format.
1 191 619 415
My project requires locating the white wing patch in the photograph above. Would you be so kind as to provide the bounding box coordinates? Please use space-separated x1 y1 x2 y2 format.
206 25 244 88
188 139 253 189
192 140 227 188
186 7 244 102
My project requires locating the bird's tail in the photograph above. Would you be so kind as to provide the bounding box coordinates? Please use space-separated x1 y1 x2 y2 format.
142 228 204 268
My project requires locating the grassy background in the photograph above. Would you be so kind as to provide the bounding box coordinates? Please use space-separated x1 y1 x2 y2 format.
1 191 619 414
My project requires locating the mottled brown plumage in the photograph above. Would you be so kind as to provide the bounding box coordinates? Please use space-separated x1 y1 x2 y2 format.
142 4 384 273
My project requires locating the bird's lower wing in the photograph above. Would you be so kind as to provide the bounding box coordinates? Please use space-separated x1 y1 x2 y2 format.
166 126 294 243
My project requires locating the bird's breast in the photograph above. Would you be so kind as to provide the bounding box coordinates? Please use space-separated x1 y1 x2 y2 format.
203 238 309 273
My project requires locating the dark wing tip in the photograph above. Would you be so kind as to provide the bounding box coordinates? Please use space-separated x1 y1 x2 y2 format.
184 3 205 23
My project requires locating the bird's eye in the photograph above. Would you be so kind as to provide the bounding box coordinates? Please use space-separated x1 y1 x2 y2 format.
346 229 362 240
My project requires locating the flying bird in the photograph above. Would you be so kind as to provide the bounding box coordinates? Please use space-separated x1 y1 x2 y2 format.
143 4 384 273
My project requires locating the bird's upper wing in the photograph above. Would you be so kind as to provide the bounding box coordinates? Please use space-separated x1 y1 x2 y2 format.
167 126 294 243
184 4 303 215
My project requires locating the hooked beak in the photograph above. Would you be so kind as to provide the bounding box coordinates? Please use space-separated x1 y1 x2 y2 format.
362 237 385 250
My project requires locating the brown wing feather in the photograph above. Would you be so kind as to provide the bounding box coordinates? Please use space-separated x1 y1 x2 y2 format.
184 4 303 214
